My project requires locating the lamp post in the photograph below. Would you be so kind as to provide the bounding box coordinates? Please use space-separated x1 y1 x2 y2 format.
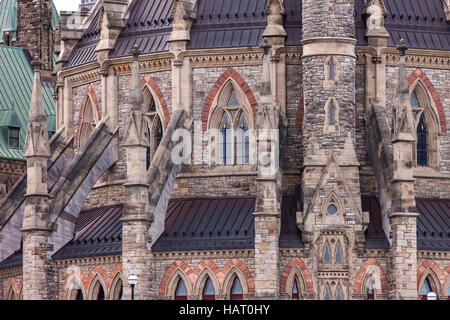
128 274 138 300
427 292 437 300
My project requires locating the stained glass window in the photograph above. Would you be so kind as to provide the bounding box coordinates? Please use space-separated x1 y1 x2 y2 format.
175 278 188 300
230 277 244 300
329 59 334 81
329 102 335 126
324 286 331 300
335 285 343 300
323 242 331 264
411 91 419 108
335 241 343 264
416 114 428 166
219 114 232 165
236 113 250 165
202 277 215 300
228 90 239 107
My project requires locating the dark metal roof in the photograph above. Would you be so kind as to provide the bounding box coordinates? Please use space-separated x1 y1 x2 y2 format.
362 196 390 249
65 0 449 68
52 205 123 260
152 197 255 252
63 9 101 69
109 0 172 58
416 199 450 251
279 196 304 248
356 0 450 50
186 0 268 50
0 247 21 271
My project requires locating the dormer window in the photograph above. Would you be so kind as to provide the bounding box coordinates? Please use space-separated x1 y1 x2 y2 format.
8 127 19 148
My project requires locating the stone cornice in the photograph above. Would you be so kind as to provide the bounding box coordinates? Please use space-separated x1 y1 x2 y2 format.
53 255 121 267
151 249 255 260
0 267 21 278
182 47 264 68
418 250 449 260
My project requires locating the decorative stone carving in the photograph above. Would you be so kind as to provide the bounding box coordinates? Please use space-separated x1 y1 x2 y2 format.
363 0 389 38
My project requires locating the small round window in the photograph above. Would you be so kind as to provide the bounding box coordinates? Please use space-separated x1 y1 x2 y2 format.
327 204 338 215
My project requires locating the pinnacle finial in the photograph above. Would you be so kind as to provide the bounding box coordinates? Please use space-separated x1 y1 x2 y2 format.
396 39 408 57
131 44 141 61
31 55 42 72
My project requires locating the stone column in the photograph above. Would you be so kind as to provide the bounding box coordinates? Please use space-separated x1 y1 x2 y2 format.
121 47 153 300
21 58 54 300
253 41 282 300
388 41 418 300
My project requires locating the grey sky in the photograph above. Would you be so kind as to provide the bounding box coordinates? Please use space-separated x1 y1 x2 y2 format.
53 0 79 13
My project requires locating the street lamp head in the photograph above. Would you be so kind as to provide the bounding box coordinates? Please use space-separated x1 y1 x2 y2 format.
128 274 138 286
427 292 437 300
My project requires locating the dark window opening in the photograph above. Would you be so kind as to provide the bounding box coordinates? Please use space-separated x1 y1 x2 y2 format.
230 276 243 300
292 279 299 300
8 127 19 148
175 278 188 301
202 277 215 300
76 289 83 300
416 114 428 166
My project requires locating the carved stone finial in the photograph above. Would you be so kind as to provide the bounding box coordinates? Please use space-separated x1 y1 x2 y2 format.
396 39 408 57
31 55 42 71
131 45 141 61
260 39 272 56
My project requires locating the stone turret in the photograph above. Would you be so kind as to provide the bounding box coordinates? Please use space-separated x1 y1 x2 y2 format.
21 57 54 300
253 40 282 300
121 46 152 300
300 0 364 300
16 0 54 75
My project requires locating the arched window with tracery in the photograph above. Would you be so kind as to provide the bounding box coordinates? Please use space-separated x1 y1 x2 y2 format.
202 277 215 300
323 241 331 264
324 285 331 300
144 88 164 169
409 82 442 170
209 82 253 166
174 278 188 300
335 241 343 264
230 276 244 300
416 114 428 167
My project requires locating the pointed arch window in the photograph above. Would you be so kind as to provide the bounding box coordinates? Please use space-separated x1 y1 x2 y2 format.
175 278 188 300
323 241 331 264
91 281 105 300
202 277 215 300
292 278 299 300
447 285 449 300
335 241 343 264
230 276 244 300
144 91 164 169
329 101 335 126
76 289 84 300
335 284 343 300
329 59 334 81
416 114 428 167
324 285 331 300
210 84 253 166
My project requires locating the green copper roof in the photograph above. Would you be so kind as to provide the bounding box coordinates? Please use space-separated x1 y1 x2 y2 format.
0 46 55 161
0 0 60 45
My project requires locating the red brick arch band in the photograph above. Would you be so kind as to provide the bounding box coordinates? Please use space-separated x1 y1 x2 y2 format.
159 258 255 296
353 258 388 294
201 67 258 131
142 74 170 128
408 68 446 133
280 257 314 293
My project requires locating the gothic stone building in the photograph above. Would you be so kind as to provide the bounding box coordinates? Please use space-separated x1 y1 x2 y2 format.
0 0 449 300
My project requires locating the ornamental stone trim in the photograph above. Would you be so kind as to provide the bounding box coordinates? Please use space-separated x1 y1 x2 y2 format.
280 257 314 293
353 258 388 294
